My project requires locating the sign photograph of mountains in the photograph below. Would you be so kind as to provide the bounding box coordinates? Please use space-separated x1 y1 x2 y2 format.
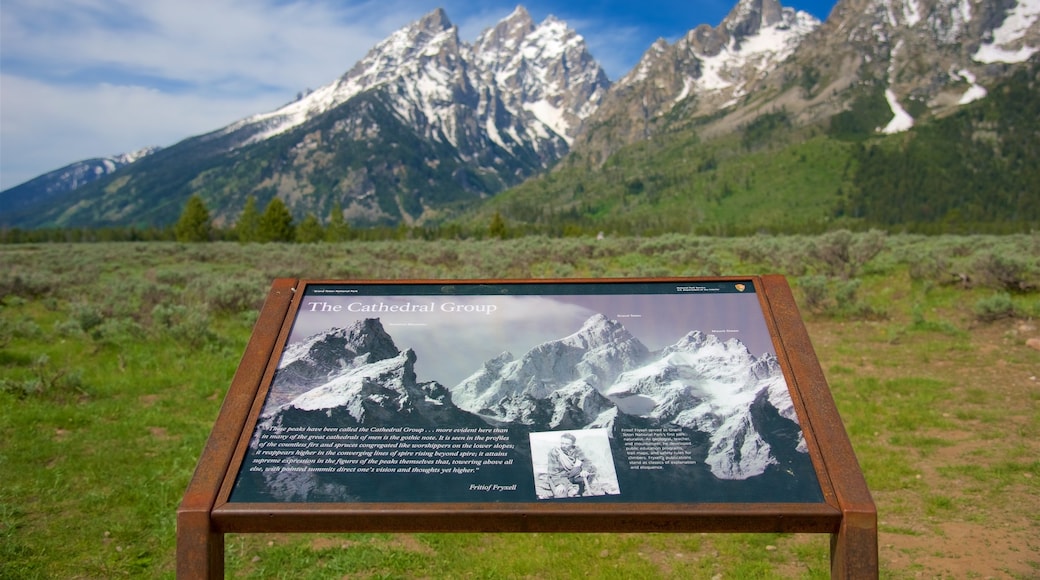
2 0 1039 236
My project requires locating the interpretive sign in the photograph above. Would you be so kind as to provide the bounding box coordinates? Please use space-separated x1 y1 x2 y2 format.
178 276 877 579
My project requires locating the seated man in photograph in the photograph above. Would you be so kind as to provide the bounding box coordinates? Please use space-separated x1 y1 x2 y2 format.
547 432 597 498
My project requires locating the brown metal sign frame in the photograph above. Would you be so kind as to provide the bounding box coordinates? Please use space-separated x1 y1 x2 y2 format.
177 275 877 578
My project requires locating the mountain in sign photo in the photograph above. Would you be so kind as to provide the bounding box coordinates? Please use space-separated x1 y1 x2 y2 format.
451 314 648 430
453 314 806 481
256 318 484 432
235 312 819 503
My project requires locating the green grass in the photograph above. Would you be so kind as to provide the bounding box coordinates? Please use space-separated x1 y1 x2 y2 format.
221 532 830 579
2 234 1039 578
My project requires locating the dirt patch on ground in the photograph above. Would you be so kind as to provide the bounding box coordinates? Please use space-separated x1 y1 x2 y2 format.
808 316 1040 579
309 533 435 555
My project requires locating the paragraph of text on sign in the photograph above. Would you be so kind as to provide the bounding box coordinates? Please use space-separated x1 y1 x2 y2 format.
621 427 697 470
249 426 516 475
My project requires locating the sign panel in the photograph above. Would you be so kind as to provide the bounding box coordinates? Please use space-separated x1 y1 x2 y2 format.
227 279 824 505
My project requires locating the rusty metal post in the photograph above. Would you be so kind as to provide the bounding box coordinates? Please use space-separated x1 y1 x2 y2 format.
177 278 297 579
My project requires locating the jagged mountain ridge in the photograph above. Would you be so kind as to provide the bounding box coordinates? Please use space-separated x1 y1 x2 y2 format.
771 0 1040 129
2 0 1037 230
258 318 481 431
220 7 606 157
451 313 651 414
574 0 1039 162
576 0 821 162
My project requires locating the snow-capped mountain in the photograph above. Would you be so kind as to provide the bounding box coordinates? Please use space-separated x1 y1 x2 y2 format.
620 0 818 100
256 313 807 483
259 318 479 430
5 0 1037 231
0 147 159 222
577 0 820 161
1 7 609 229
204 5 608 224
471 9 610 148
266 319 401 408
605 331 798 479
575 0 1039 162
452 314 804 479
451 313 650 417
221 6 606 155
778 0 1040 134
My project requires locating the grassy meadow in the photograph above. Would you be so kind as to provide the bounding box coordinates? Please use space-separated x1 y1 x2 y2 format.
2 233 1039 579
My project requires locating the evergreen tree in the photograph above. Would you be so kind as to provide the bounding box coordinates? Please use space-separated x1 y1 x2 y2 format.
325 202 351 242
488 211 507 239
174 194 212 242
258 197 295 242
296 213 325 243
236 196 261 243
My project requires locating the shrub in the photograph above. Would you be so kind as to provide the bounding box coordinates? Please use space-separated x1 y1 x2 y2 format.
69 303 105 334
971 252 1037 292
907 251 949 284
973 293 1017 322
0 271 55 302
808 229 887 279
0 354 87 401
193 278 266 315
151 303 216 348
92 318 145 345
798 275 830 312
797 274 885 319
0 317 41 347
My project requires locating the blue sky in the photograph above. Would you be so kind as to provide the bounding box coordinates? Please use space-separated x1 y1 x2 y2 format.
0 0 839 191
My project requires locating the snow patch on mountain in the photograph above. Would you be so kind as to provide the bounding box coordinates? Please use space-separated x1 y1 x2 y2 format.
881 88 915 133
957 69 989 104
974 0 1040 63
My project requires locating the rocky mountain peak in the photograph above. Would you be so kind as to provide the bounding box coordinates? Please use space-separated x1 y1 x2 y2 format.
340 8 461 88
722 0 787 41
570 313 632 348
278 318 400 375
477 5 536 50
451 314 650 416
340 318 401 361
472 5 610 144
577 0 818 163
417 7 453 32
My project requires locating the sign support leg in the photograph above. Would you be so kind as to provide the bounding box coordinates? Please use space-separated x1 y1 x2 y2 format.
177 508 224 579
830 508 879 579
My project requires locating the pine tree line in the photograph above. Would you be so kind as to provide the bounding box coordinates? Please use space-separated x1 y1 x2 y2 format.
171 194 350 243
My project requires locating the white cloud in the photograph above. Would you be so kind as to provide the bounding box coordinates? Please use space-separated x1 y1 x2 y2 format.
1 74 286 188
0 0 672 189
3 0 395 90
0 0 429 189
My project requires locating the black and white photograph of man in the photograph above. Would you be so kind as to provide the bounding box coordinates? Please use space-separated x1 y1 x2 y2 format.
530 429 621 499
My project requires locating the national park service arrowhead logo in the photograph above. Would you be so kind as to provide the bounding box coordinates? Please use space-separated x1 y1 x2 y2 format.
734 284 746 292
